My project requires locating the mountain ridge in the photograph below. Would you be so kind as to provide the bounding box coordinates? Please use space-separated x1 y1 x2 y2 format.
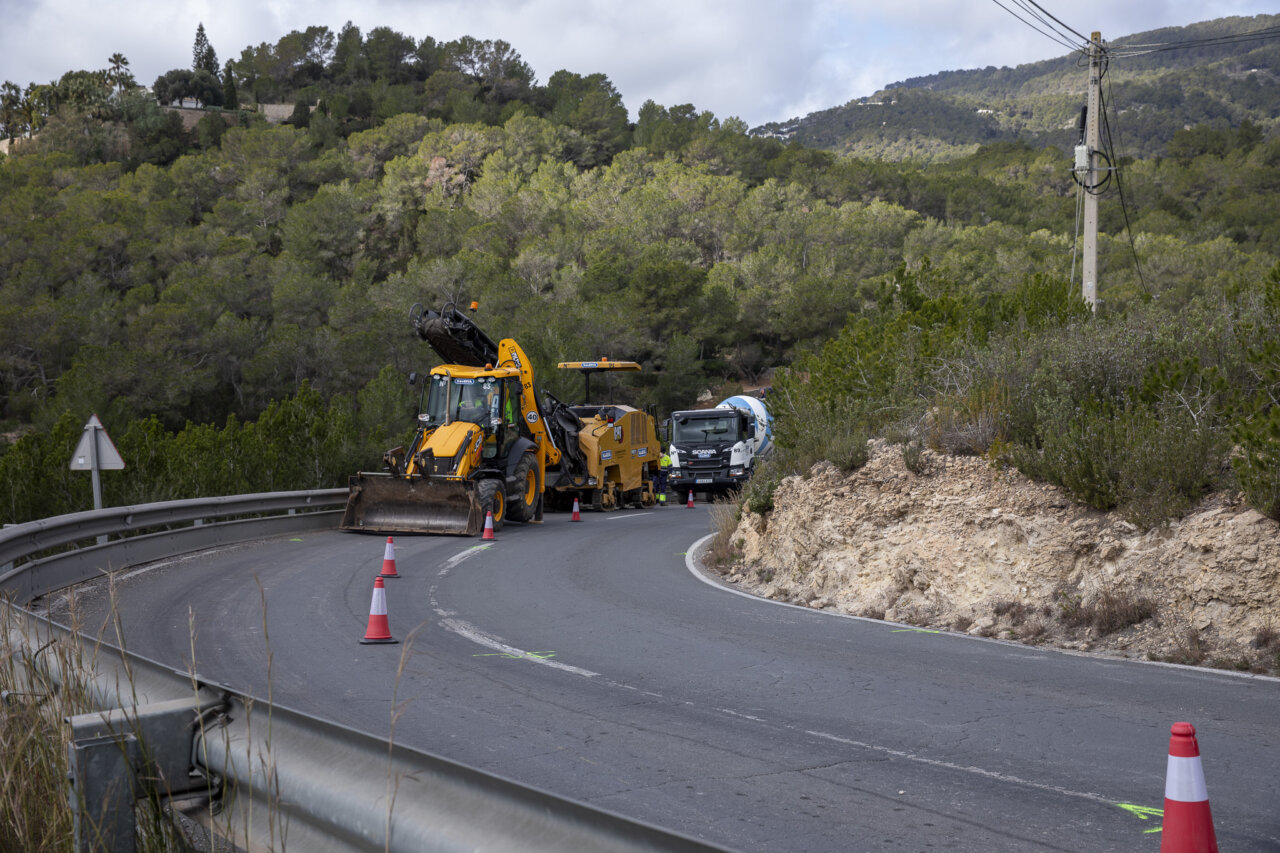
750 14 1280 162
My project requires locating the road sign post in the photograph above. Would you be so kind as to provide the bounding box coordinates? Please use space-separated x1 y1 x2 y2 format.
69 415 125 541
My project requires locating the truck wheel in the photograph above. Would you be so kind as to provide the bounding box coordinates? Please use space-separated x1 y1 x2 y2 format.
508 453 538 522
477 479 505 531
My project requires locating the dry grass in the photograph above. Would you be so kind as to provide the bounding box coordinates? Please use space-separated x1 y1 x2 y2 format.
1056 583 1156 636
1152 629 1209 666
706 494 745 570
2 599 93 851
2 586 274 853
901 441 927 475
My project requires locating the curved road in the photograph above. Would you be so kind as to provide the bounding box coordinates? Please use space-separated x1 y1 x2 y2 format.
62 504 1279 852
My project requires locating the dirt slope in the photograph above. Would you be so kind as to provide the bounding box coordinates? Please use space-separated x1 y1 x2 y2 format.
717 441 1280 674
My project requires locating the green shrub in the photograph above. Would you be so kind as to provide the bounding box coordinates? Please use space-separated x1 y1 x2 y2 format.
770 392 870 475
743 457 784 515
1233 405 1280 520
1007 395 1226 527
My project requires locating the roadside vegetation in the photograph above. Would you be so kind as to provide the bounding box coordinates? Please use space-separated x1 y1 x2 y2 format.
1 598 194 851
1 607 84 851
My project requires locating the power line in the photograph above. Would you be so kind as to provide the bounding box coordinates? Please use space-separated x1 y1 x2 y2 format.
1008 0 1078 43
1010 0 1086 50
1017 0 1092 44
1108 24 1280 58
1098 70 1149 297
989 0 1084 53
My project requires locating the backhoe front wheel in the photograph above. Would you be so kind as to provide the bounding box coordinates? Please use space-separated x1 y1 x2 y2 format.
508 453 538 522
477 479 505 531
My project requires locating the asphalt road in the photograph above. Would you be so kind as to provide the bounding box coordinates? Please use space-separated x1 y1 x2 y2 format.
61 503 1280 852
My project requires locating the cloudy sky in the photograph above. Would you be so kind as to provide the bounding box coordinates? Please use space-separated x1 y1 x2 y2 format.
1 1 1276 127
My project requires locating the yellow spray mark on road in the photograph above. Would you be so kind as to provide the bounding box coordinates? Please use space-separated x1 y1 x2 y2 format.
473 650 558 661
891 628 941 634
1115 803 1163 833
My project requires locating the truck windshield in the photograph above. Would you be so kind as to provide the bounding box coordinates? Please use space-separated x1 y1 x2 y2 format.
673 415 743 444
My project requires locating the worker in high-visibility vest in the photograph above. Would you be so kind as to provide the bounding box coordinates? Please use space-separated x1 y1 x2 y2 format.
657 451 672 505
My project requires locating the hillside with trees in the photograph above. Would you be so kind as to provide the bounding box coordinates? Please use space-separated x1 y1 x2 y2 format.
1 18 1279 533
751 14 1280 162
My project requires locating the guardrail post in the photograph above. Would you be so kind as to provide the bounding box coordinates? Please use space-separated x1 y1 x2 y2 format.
66 696 225 852
66 727 138 852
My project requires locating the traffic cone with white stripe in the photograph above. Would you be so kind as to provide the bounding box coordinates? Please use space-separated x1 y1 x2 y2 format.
570 497 582 521
379 536 400 578
359 577 397 644
686 490 695 508
481 510 496 540
1160 722 1217 853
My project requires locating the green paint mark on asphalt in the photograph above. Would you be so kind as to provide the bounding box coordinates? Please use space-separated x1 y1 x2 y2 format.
473 651 557 661
891 628 941 634
1115 803 1163 833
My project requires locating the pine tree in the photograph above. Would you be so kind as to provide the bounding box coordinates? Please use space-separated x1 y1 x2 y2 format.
192 23 219 77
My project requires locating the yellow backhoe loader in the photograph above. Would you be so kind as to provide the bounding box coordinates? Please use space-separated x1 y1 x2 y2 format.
341 303 561 535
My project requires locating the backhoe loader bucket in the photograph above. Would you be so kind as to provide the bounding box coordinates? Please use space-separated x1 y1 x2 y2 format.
340 473 484 535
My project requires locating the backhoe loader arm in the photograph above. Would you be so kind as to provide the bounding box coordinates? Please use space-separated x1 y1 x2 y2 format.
496 338 563 469
410 302 499 367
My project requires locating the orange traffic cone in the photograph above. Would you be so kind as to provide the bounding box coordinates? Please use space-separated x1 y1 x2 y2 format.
359 577 397 644
1160 722 1218 853
481 511 496 540
570 497 582 521
686 490 695 508
379 536 400 578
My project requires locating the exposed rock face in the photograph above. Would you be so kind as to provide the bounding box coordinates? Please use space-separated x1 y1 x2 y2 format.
720 441 1280 673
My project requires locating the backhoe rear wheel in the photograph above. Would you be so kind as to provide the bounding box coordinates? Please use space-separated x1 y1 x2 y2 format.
477 478 505 531
508 453 538 522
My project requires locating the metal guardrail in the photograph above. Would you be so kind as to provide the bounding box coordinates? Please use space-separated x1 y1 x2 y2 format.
0 490 349 604
1 492 730 853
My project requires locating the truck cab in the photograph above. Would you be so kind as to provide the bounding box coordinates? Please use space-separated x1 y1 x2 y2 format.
667 407 756 496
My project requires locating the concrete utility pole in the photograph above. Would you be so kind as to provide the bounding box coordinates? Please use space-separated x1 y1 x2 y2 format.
1080 31 1103 313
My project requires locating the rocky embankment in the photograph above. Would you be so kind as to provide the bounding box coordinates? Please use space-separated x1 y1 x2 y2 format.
716 441 1280 674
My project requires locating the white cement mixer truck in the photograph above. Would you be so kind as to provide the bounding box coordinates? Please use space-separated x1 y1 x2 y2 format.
666 395 773 499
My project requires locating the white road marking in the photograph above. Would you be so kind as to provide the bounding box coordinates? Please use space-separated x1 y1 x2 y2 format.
805 729 1119 806
437 616 599 677
430 545 598 677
